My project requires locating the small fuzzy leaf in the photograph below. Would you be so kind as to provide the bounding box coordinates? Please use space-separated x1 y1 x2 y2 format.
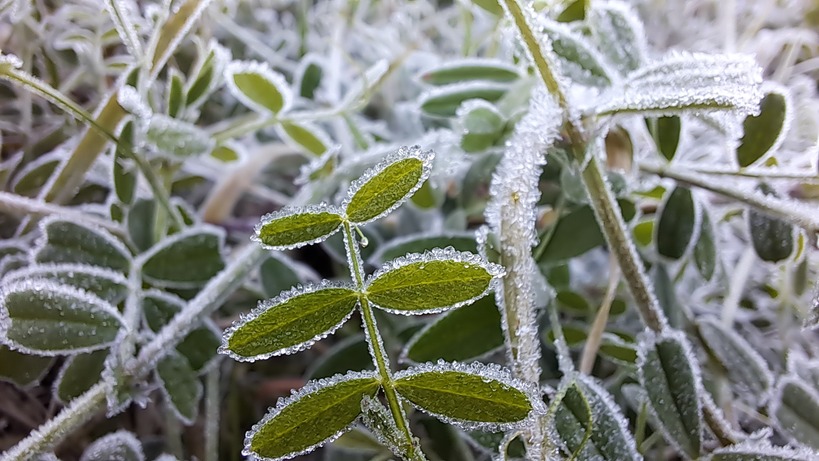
404 295 503 363
253 204 344 250
693 211 717 280
748 184 794 262
541 20 612 87
656 186 697 260
157 351 202 424
35 218 131 273
637 330 703 458
0 344 53 387
146 115 214 158
296 57 323 99
79 430 144 461
246 371 381 460
55 349 108 403
645 116 681 161
3 264 129 305
418 59 519 86
222 283 359 361
366 248 503 315
736 90 789 167
0 280 123 355
769 377 819 449
343 146 434 224
226 60 291 115
588 1 647 74
140 227 226 289
458 100 507 153
697 318 773 406
277 121 329 156
393 362 533 429
420 82 508 117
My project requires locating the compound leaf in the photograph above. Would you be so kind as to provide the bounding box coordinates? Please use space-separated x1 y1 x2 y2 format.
254 204 344 250
141 227 226 288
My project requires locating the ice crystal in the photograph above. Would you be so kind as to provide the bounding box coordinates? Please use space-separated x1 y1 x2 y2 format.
116 85 152 121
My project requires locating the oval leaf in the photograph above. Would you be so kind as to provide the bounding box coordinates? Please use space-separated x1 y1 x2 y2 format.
254 204 344 250
343 146 433 224
542 20 613 87
645 115 681 161
3 263 129 305
140 227 226 289
748 184 794 262
277 121 329 156
55 349 108 403
246 371 381 460
736 90 789 167
418 59 519 86
769 377 819 449
80 430 144 461
146 115 214 158
693 210 717 280
0 344 53 387
588 1 647 74
707 440 819 461
393 362 534 430
221 283 359 361
419 82 508 117
637 330 703 458
34 218 131 273
157 351 203 424
656 186 697 260
0 280 123 355
226 60 292 115
366 248 503 315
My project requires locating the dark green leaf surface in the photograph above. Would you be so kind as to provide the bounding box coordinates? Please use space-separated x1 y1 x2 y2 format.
656 186 696 259
227 61 290 114
254 205 344 250
0 344 53 387
157 351 202 424
737 91 788 167
141 228 226 288
371 232 478 264
419 60 518 86
693 211 717 280
770 377 819 449
645 116 681 161
248 372 381 460
55 349 108 402
3 264 129 305
113 121 137 204
279 121 328 156
538 201 636 262
35 219 131 272
748 184 794 262
306 334 373 380
420 83 507 117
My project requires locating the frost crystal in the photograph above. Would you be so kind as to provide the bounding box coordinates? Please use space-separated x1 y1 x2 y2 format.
707 439 819 461
0 52 23 69
116 85 152 121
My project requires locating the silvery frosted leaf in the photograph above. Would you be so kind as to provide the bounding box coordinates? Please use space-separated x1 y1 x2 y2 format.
342 146 434 225
393 361 537 431
11 151 61 198
637 329 704 458
3 263 129 305
253 204 344 251
736 84 791 167
146 114 214 158
808 290 819 330
540 19 613 87
0 279 123 355
34 217 131 273
588 1 647 74
457 99 507 153
117 85 152 120
139 226 226 289
0 344 53 387
156 350 202 424
365 248 504 315
225 60 292 115
595 52 763 117
79 430 144 461
220 281 359 362
417 58 520 86
54 349 108 403
244 371 381 461
706 440 819 461
769 376 819 449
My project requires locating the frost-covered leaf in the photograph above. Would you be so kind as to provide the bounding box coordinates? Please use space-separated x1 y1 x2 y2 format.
55 349 108 403
113 121 138 204
157 350 202 424
553 374 642 461
637 330 703 458
706 440 819 461
697 318 773 406
226 60 292 115
186 40 229 108
366 248 503 315
146 114 214 158
245 371 381 460
656 186 697 260
769 376 819 449
253 204 344 250
541 19 613 87
0 280 123 355
645 116 681 161
598 334 638 365
260 255 303 298
35 218 131 273
418 59 519 86
419 82 508 117
343 146 434 224
736 88 790 167
167 69 185 117
596 52 763 116
277 121 330 156
458 100 507 153
693 210 717 280
748 184 794 262
3 264 129 305
393 361 534 430
140 227 226 288
11 151 60 197
472 0 502 15
221 283 359 361
360 395 426 460
403 296 503 363
651 264 683 329
306 334 373 380
588 1 647 74
79 430 144 461
0 344 53 387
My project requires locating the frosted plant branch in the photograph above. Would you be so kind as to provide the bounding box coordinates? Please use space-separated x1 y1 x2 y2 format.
0 191 126 237
103 0 143 59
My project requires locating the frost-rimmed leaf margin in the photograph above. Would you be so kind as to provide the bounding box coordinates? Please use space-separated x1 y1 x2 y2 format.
415 57 521 86
155 350 203 425
219 280 359 362
138 225 227 289
705 439 819 461
252 203 344 251
392 360 541 432
365 247 504 315
33 215 133 273
243 370 381 461
225 60 292 115
2 263 130 305
768 374 819 449
341 145 434 225
78 429 144 461
0 279 125 356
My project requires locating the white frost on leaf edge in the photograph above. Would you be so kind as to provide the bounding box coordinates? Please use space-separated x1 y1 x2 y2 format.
415 57 520 85
251 203 344 251
33 215 133 271
79 430 145 461
137 225 226 289
155 350 203 426
706 438 819 461
768 374 819 450
225 60 293 115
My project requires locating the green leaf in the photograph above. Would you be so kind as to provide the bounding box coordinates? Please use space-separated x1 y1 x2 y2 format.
645 116 681 161
157 351 203 424
748 184 794 262
277 121 329 156
0 344 53 387
34 218 131 273
254 204 344 250
458 100 507 153
404 296 503 363
260 255 303 298
306 334 374 380
541 20 612 87
770 377 819 449
222 283 359 361
140 227 226 288
736 90 789 167
598 334 638 365
419 59 518 86
55 349 108 403
167 69 185 117
420 82 508 117
697 318 773 406
113 121 137 204
707 441 819 461
656 186 697 259
553 375 641 461
11 153 60 197
371 232 478 265
127 199 158 252
246 371 381 460
146 115 214 158
0 280 123 355
226 60 291 115
366 248 502 315
394 362 534 429
343 146 434 224
557 0 585 22
638 330 703 458
538 201 637 262
651 263 684 329
79 430 144 461
186 42 228 108
296 57 323 99
588 1 647 74
3 263 129 305
693 211 717 280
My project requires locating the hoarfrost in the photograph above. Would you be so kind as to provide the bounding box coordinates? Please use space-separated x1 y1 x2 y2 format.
79 430 144 461
707 439 819 461
2 263 130 305
145 114 214 159
116 85 152 121
225 60 293 115
102 0 143 59
251 203 343 251
0 52 23 69
768 375 819 450
588 1 648 75
360 395 420 459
